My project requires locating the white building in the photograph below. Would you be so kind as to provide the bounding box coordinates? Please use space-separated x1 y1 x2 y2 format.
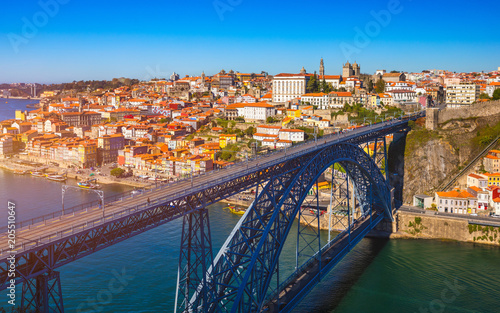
301 93 330 109
467 173 488 189
319 75 342 89
385 81 413 92
435 190 477 214
486 82 500 98
256 125 281 136
272 72 311 103
279 129 305 142
446 84 480 106
386 89 417 104
467 186 489 211
242 102 276 121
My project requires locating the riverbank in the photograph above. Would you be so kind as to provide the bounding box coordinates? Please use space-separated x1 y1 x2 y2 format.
0 158 148 188
392 210 500 246
3 96 41 100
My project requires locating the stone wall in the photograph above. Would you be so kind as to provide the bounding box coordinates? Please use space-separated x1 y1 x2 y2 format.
426 100 500 130
394 211 500 246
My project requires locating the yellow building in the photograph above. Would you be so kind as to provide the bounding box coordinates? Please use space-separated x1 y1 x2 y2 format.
78 142 97 168
219 134 237 149
41 91 56 98
484 173 500 186
15 110 26 121
286 109 301 118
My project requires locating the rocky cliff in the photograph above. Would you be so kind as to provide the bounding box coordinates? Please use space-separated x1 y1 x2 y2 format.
402 112 500 203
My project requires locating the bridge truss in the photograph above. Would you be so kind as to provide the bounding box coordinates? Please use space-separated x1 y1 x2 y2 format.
0 117 417 312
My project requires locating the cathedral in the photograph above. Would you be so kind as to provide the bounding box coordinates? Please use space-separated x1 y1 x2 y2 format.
342 61 360 77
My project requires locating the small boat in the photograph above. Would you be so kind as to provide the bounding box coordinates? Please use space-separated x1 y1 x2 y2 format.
77 179 100 189
46 174 66 182
30 171 45 177
229 207 246 215
13 170 27 175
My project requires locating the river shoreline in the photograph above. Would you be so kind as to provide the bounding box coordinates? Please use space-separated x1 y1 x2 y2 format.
0 158 148 188
2 96 41 100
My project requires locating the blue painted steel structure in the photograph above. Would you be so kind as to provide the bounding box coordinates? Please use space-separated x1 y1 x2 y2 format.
187 143 391 313
0 114 421 312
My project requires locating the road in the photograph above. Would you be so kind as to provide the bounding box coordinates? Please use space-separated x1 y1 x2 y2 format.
399 205 500 226
0 116 418 258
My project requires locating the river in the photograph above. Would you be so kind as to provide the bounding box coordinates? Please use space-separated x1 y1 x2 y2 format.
1 98 499 312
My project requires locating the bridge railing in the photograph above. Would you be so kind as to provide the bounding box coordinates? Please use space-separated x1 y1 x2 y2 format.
1 112 425 255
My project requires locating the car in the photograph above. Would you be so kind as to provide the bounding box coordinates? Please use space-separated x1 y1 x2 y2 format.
470 213 478 217
492 214 500 218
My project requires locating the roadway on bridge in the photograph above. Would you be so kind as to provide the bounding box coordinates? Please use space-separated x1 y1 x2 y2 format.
0 118 411 259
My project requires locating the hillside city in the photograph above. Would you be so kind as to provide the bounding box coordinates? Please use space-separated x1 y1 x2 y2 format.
1 60 500 218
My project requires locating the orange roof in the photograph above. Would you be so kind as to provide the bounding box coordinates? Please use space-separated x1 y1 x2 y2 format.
330 92 352 97
468 173 486 180
280 129 304 133
436 190 475 199
245 102 274 108
257 125 281 129
468 186 482 192
302 92 327 97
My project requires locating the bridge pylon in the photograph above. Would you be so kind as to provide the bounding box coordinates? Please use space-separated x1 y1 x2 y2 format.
21 270 64 313
175 206 214 313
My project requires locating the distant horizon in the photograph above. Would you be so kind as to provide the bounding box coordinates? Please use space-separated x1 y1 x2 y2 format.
2 0 499 83
2 65 500 86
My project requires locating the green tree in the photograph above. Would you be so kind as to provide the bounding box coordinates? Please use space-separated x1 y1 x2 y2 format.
479 93 490 100
493 89 500 100
307 74 319 93
110 167 125 177
374 79 385 93
245 126 256 137
266 116 276 124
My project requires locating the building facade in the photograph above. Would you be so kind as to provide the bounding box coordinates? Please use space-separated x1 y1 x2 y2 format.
445 84 480 106
272 73 311 103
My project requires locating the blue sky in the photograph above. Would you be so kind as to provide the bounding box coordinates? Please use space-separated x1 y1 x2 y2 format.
1 0 499 83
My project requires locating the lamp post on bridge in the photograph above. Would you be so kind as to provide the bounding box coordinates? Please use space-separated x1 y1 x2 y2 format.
62 185 105 218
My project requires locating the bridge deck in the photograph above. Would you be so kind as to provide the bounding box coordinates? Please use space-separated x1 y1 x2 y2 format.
0 116 419 261
264 212 384 312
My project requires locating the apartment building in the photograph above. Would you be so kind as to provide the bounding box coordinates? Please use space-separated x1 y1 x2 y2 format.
445 84 480 106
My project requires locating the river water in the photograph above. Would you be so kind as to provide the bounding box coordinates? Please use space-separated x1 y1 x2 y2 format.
1 98 499 312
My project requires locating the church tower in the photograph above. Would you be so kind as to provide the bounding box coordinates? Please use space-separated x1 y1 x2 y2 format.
353 61 360 77
319 58 325 77
343 61 353 77
300 66 306 74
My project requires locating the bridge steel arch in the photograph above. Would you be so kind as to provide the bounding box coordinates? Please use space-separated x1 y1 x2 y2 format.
197 142 391 313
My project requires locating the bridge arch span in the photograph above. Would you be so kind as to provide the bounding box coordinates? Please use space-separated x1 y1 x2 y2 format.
202 142 392 313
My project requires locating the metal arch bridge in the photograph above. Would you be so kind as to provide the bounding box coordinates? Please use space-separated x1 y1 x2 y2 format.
0 112 423 312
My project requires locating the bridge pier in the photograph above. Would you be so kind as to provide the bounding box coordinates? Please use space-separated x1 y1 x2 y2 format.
387 130 409 209
175 206 214 313
21 270 64 313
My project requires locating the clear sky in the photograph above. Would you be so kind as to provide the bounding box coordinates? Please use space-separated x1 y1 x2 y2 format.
1 0 499 83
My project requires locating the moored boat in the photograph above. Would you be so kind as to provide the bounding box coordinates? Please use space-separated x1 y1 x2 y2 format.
229 206 246 215
13 169 27 175
77 178 100 189
30 171 45 177
46 174 67 182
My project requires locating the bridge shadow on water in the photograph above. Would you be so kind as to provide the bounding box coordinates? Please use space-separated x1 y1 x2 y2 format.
292 237 389 313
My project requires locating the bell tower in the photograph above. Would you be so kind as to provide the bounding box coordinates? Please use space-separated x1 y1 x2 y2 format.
319 58 325 77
